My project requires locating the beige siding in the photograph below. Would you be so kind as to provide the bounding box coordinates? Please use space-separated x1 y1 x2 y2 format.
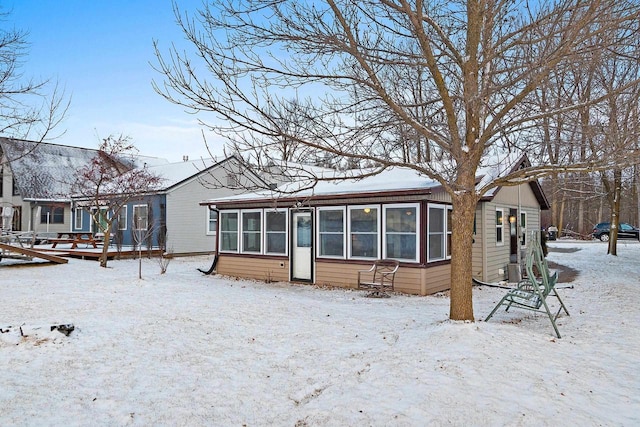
471 204 485 280
218 256 451 296
217 256 290 283
481 183 542 283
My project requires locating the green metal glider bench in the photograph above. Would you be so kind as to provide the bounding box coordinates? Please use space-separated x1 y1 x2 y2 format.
485 232 569 338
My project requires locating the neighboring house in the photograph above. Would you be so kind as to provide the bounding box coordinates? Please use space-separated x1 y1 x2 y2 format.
0 137 166 236
70 155 271 255
1 137 271 256
202 156 549 295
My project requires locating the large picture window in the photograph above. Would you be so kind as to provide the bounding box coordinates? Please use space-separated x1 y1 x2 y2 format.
40 205 64 224
384 205 418 261
428 204 451 262
242 210 262 253
265 211 287 254
318 208 345 258
349 206 378 259
220 211 239 252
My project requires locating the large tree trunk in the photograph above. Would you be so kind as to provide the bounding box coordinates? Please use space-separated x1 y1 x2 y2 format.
449 190 478 321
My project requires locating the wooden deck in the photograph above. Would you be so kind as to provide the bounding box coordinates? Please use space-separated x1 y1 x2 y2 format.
0 242 68 264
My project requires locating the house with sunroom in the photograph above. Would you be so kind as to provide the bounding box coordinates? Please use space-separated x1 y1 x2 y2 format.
201 156 549 295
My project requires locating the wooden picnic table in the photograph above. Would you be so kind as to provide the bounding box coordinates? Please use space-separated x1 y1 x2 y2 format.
50 232 99 249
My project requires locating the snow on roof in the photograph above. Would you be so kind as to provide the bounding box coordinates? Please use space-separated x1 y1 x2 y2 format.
207 167 442 205
145 157 219 189
0 138 170 201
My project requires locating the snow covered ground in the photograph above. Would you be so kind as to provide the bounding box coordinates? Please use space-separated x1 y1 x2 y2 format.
1 240 638 426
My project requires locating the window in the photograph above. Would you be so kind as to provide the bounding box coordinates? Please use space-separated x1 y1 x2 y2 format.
520 211 527 246
428 204 451 262
220 211 239 252
226 173 239 187
207 209 218 235
242 210 262 253
40 205 64 224
384 204 418 261
318 208 346 258
12 177 19 196
133 205 148 230
74 207 83 229
496 209 504 245
116 207 128 231
349 206 378 259
265 210 287 254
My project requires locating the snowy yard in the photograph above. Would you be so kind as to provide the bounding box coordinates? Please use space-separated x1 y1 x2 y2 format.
1 240 638 426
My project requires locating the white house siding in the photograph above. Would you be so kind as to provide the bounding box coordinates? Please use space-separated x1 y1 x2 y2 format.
482 184 542 283
165 177 217 255
165 167 255 255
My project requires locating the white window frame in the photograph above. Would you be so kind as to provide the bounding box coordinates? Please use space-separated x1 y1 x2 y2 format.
316 207 347 259
219 210 240 253
520 211 527 246
74 207 83 230
206 208 218 236
133 204 148 231
383 203 420 262
348 205 380 260
264 209 288 255
116 207 128 231
496 208 504 246
241 209 263 254
427 203 452 263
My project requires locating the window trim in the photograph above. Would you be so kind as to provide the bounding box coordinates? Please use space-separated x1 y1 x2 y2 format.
316 206 347 259
427 203 452 263
116 207 128 231
382 203 420 263
132 204 149 231
74 207 83 230
241 209 263 254
520 211 527 246
219 210 240 253
264 209 288 255
348 204 380 260
206 208 218 236
496 208 505 246
40 205 65 225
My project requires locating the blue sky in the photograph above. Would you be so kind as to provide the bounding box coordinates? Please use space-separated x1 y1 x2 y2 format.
6 0 225 162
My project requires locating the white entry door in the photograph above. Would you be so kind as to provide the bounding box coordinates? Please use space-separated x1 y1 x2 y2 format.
292 211 313 281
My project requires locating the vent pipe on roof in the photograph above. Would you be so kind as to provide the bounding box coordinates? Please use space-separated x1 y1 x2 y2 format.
183 155 189 162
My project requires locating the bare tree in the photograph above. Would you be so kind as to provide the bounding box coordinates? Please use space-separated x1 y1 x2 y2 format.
0 10 68 149
154 0 640 321
72 135 162 268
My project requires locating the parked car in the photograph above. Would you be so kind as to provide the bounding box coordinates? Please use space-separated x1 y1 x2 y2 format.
591 222 640 242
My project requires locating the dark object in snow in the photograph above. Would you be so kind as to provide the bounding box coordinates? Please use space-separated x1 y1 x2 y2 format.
198 254 218 275
51 324 75 336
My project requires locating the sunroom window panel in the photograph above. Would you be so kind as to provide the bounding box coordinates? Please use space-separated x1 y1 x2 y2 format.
220 212 238 252
242 211 261 252
319 210 344 257
350 207 378 258
385 207 417 261
265 211 286 254
386 234 416 260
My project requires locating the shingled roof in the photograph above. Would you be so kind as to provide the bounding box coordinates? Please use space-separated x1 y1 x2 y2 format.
0 137 168 201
